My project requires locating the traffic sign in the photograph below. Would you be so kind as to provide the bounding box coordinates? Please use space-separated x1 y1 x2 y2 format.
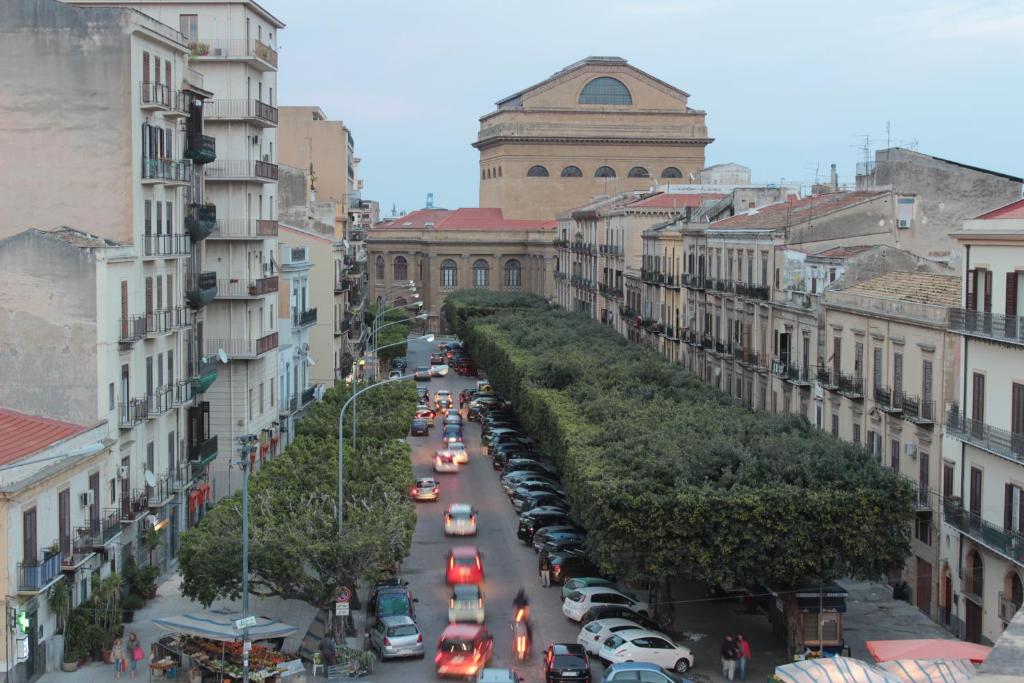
335 602 350 617
336 587 351 602
234 615 257 630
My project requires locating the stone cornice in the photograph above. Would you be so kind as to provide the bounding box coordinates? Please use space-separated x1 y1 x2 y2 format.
473 136 714 151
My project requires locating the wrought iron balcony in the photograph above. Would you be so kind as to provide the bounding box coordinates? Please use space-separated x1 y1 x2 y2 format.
118 397 148 428
336 316 352 337
999 592 1022 623
682 273 705 289
143 234 191 258
209 218 279 239
189 38 278 71
119 490 149 522
141 157 193 184
147 386 173 416
184 134 216 164
185 203 217 242
874 386 905 413
713 340 734 357
553 239 569 248
185 271 217 309
188 434 218 466
301 386 316 406
943 498 1024 565
735 281 771 301
173 379 193 406
139 82 187 114
205 331 278 359
206 159 278 183
119 315 148 346
783 363 814 386
664 274 681 289
293 308 318 327
59 534 93 569
215 276 279 298
946 403 1024 465
335 278 351 294
818 367 839 390
204 98 279 126
949 308 1024 347
902 395 935 425
190 355 218 395
17 551 62 592
99 509 122 543
836 372 865 399
148 475 176 508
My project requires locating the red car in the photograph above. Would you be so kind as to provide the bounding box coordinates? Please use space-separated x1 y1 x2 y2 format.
434 623 493 678
446 546 484 585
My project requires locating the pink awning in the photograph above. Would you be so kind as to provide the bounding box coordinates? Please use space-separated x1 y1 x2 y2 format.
866 639 991 664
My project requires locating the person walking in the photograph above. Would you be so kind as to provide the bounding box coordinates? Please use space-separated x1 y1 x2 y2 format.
720 633 737 681
111 637 126 680
539 554 551 587
319 634 338 667
736 633 751 681
127 633 144 679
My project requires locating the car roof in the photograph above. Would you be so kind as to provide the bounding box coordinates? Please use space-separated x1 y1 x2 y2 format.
379 614 416 627
576 586 629 596
449 503 473 514
611 628 675 643
440 623 487 639
412 418 427 424
450 545 479 557
550 643 586 655
588 618 644 630
607 662 668 672
415 478 436 485
477 669 516 682
436 389 451 395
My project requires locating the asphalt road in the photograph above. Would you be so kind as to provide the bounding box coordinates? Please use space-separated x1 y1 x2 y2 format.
369 336 590 682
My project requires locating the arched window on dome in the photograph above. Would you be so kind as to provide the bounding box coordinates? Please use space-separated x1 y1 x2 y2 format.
628 167 649 178
561 166 583 178
661 166 683 179
527 165 549 177
579 77 633 105
473 259 490 288
375 255 384 281
393 255 407 281
504 259 522 289
595 166 616 178
440 259 458 288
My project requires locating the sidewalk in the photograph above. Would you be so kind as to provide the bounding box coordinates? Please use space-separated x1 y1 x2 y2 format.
38 568 320 683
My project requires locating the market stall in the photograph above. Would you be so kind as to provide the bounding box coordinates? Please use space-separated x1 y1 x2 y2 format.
865 639 991 664
774 655 976 683
151 610 301 682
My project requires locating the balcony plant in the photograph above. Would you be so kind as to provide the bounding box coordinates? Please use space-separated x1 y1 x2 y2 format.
189 42 210 57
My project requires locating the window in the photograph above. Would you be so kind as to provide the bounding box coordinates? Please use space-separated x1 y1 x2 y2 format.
393 256 408 281
473 260 489 288
375 255 384 280
504 259 522 289
661 167 683 179
579 77 633 105
853 423 861 444
440 259 458 288
179 14 199 42
561 165 583 178
594 166 616 178
831 413 839 437
527 165 549 177
890 439 900 473
109 383 115 411
628 166 649 178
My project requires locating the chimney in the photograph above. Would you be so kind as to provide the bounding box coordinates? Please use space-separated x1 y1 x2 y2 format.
830 164 838 191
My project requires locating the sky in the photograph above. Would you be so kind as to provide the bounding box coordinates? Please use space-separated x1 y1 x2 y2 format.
260 0 1024 217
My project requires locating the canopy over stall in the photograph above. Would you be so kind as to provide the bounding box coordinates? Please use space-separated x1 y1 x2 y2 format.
775 656 976 683
865 639 991 664
154 609 298 641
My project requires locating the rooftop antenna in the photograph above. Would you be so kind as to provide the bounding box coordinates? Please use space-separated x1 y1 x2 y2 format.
426 192 434 209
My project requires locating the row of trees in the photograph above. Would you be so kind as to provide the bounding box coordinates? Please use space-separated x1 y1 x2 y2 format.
178 381 418 612
443 291 914 650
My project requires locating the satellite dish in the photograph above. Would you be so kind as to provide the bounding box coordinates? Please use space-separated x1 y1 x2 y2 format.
144 470 157 488
217 348 229 364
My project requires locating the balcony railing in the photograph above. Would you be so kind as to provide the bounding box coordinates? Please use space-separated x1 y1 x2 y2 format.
203 98 279 126
209 218 279 239
999 592 1022 623
147 386 173 416
148 475 176 507
139 82 187 114
598 282 624 298
143 234 191 257
818 367 839 390
781 362 814 386
301 386 316 406
185 271 217 309
708 278 734 294
99 508 122 543
683 273 705 289
60 534 93 568
206 159 279 182
118 398 148 428
189 435 218 466
293 308 318 327
874 386 905 413
944 498 1024 565
663 274 681 289
836 372 865 399
173 378 193 406
119 315 148 346
553 239 569 248
205 332 278 359
17 552 62 592
946 403 1024 465
215 276 279 298
334 278 351 294
902 395 935 425
735 281 771 301
184 134 216 164
189 38 278 70
120 490 149 522
141 157 193 183
185 203 217 242
949 308 1024 347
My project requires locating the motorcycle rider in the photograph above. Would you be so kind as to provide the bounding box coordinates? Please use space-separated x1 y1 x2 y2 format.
511 588 532 660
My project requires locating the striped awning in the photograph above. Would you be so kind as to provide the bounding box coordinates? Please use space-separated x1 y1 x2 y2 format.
775 657 976 683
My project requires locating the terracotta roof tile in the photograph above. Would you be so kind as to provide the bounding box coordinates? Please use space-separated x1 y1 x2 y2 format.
377 208 555 231
977 198 1024 220
812 245 877 259
625 192 727 209
711 191 888 230
842 272 961 307
0 408 88 467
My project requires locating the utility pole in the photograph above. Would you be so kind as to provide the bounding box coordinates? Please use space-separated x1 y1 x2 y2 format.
237 434 258 683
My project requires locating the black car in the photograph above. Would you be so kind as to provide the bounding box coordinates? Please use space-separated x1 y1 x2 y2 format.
511 480 565 499
539 536 586 560
491 448 534 470
579 604 659 629
410 418 430 436
503 459 558 477
550 548 600 586
544 643 591 683
441 424 464 444
520 492 569 514
518 510 574 543
367 579 417 620
532 526 585 552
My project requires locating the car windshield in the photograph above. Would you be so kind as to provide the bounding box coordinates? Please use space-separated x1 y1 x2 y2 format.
450 510 472 520
566 591 584 602
551 654 587 668
416 479 435 487
583 622 603 634
416 366 429 372
387 623 418 637
453 555 476 566
378 595 410 616
439 638 475 653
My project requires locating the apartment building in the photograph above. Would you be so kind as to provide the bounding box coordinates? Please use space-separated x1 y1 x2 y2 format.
276 243 316 446
0 0 220 592
940 198 1024 645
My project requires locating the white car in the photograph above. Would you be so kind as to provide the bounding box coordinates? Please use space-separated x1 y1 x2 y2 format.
448 441 469 464
562 586 649 623
433 451 459 473
576 618 648 655
445 503 478 536
598 628 693 674
448 583 485 623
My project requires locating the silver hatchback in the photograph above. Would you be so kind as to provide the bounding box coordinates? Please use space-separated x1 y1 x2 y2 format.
368 614 425 660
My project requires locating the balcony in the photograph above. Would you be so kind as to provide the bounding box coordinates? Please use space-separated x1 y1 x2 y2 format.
874 386 905 414
293 308 318 328
736 349 766 371
735 281 771 301
946 403 1024 465
173 378 193 406
335 277 351 294
301 386 316 406
203 98 279 126
60 532 94 570
664 274 681 290
902 395 935 425
148 475 176 508
943 498 1024 565
712 340 734 358
836 372 865 399
119 315 148 347
118 397 148 428
336 316 352 337
818 367 839 390
184 134 216 164
776 362 813 387
209 218 279 239
282 394 300 415
190 355 218 395
143 234 191 258
189 434 218 467
215 276 279 298
185 203 217 242
598 282 623 299
683 273 705 289
185 271 217 309
147 386 173 416
708 278 735 294
141 157 193 184
206 159 279 183
17 551 62 593
999 592 1022 623
189 38 278 71
98 509 122 544
139 82 187 115
120 490 149 523
553 239 569 249
949 308 1024 347
205 331 278 359
662 326 679 341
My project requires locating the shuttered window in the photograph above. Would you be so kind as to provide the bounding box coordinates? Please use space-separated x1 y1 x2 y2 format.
970 467 983 516
967 269 977 311
1004 484 1024 532
893 352 903 394
972 373 986 423
1012 383 1024 435
873 348 883 391
145 277 153 316
854 342 864 378
1007 272 1019 317
922 360 933 404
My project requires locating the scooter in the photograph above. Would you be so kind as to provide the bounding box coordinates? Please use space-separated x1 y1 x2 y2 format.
511 618 531 662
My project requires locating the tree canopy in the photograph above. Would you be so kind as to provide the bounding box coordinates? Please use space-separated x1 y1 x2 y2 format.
178 382 418 609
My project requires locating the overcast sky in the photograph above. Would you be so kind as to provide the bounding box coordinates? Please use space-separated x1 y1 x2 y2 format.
260 0 1024 217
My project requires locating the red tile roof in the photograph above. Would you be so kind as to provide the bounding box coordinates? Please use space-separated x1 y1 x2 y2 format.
977 198 1024 220
0 409 87 467
711 191 887 229
625 192 727 209
378 208 555 231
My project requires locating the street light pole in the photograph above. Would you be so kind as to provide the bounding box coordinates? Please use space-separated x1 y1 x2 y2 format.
236 434 257 683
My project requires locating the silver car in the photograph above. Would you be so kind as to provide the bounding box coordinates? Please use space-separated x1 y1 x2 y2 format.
477 668 523 683
368 614 424 660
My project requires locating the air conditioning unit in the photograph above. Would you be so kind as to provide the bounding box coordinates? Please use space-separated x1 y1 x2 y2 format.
904 443 918 458
79 490 94 507
898 219 911 229
118 466 130 480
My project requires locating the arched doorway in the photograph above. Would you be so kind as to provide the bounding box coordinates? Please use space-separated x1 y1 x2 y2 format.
964 549 984 643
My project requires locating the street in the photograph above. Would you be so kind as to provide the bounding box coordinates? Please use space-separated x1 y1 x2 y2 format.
370 336 589 682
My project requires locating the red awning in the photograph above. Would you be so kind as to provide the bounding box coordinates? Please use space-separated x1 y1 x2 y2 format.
866 639 991 664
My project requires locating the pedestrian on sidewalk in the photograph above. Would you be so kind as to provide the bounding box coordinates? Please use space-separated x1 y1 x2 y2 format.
736 633 751 681
127 632 144 679
539 554 551 587
720 633 737 681
111 637 126 680
319 634 338 667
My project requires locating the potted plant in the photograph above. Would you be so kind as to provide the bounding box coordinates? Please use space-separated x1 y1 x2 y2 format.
48 579 71 665
145 528 162 572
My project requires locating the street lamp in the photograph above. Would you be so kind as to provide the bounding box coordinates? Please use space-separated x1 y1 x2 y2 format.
338 363 450 535
351 332 433 447
235 434 259 683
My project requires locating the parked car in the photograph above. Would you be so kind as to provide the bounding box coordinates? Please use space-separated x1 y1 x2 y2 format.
561 577 625 601
435 623 493 679
369 584 417 622
368 579 412 618
446 546 484 584
448 583 485 623
434 451 459 474
476 668 524 683
447 441 469 464
455 360 478 376
410 418 430 436
414 366 432 381
511 480 565 503
577 618 648 655
550 549 601 586
579 605 659 630
539 536 586 561
444 503 478 536
502 473 560 496
600 662 686 683
368 615 425 660
543 643 591 682
491 448 534 470
519 492 570 514
518 510 575 543
598 629 693 674
392 356 408 371
533 526 585 553
563 587 649 623
389 370 403 379
502 459 557 478
410 478 440 502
